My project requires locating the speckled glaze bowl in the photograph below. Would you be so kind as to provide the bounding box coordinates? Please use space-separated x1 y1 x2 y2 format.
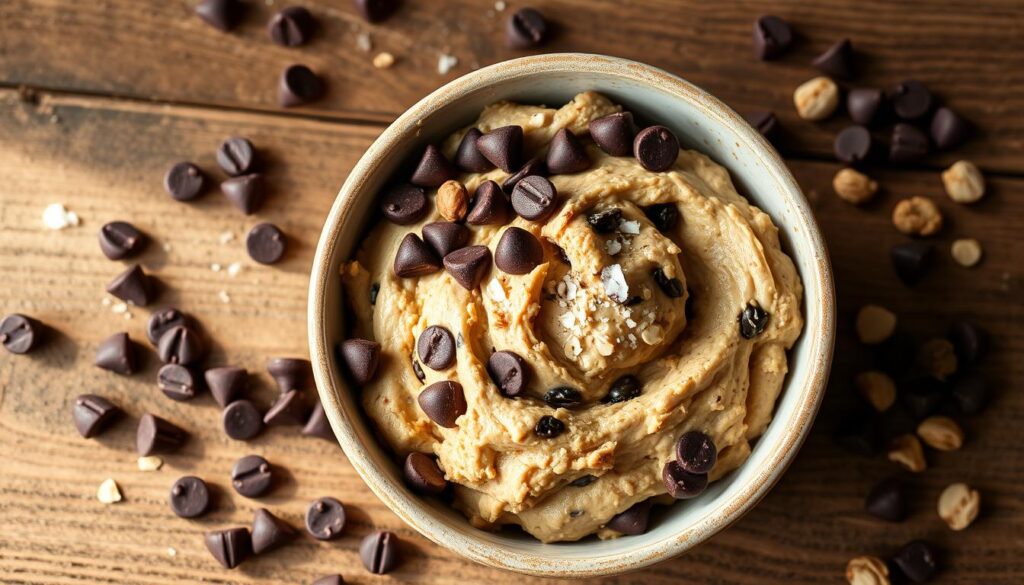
309 54 835 578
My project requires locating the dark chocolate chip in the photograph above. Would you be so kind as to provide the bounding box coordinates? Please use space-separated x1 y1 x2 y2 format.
569 475 597 487
263 390 309 426
494 226 544 275
137 413 187 455
418 380 466 427
466 180 510 225
393 233 441 278
339 339 380 385
231 455 273 498
475 125 523 173
1 313 40 354
901 377 946 420
534 415 565 438
106 264 153 306
948 319 987 366
146 307 187 345
633 126 680 172
930 107 971 150
380 183 428 225
278 64 324 107
603 375 642 404
157 325 204 365
506 7 548 49
892 540 939 583
501 156 548 194
403 452 448 495
443 245 492 290
268 6 315 47
95 332 137 375
891 241 933 286
834 125 873 163
246 222 286 264
353 0 398 22
744 111 778 140
662 460 708 499
589 112 638 157
510 175 557 221
865 477 907 522
99 221 146 260
360 530 399 574
303 403 335 441
643 203 679 233
222 399 264 440
950 372 988 415
487 350 529 397
811 38 855 79
158 364 198 401
739 303 770 339
455 128 495 173
216 137 257 177
847 88 883 126
887 80 933 121
72 394 121 438
417 325 456 370
675 431 717 474
607 500 653 535
889 123 930 163
169 476 210 518
652 268 684 298
205 366 246 408
195 0 243 31
752 15 792 60
422 221 470 259
411 145 457 188
204 527 252 569
305 496 346 540
546 128 591 175
587 208 622 234
544 386 582 409
221 173 266 214
412 360 426 382
251 508 296 555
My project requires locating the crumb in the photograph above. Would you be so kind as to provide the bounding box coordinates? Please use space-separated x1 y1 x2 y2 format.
111 301 128 314
137 456 163 471
495 0 507 9
167 547 177 557
438 53 459 75
163 242 172 252
356 32 372 52
219 231 235 244
42 203 80 230
210 263 222 272
373 52 396 69
218 290 231 303
227 262 242 277
96 478 122 504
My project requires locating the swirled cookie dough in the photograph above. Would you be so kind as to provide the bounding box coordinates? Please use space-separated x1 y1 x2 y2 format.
343 92 803 543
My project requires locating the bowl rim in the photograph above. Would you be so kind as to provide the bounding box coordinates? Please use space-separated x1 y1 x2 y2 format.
309 53 835 578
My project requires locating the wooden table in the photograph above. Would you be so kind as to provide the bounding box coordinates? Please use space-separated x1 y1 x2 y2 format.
1 2 1021 583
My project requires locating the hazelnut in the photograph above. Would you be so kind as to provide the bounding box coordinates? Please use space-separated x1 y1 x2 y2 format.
856 305 897 345
845 555 891 585
917 415 964 451
892 196 943 236
938 483 980 531
916 338 958 380
888 434 926 472
951 238 983 267
436 179 469 222
372 51 396 69
833 168 879 205
941 160 985 204
856 371 896 412
793 76 840 121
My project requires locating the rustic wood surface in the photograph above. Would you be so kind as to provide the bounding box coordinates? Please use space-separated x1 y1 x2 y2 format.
0 1 1022 584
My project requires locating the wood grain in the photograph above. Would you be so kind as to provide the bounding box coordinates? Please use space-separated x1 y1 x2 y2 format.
0 88 1021 584
1 1 1022 173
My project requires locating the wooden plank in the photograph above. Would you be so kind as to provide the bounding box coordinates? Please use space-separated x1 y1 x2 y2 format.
1 1 1022 173
0 89 1021 584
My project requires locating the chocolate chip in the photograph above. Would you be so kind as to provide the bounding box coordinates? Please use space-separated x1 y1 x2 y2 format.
930 107 972 150
1 313 40 354
865 477 907 522
264 357 308 393
205 366 246 408
487 350 529 397
169 476 210 518
544 386 582 409
264 390 309 426
466 180 510 225
589 112 638 157
847 88 883 126
412 360 425 382
195 0 243 31
157 325 204 365
455 128 495 173
305 497 346 540
506 7 548 49
495 227 544 275
380 183 428 225
888 80 933 121
901 377 945 420
834 125 873 163
739 303 770 339
312 576 344 585
603 375 642 404
534 415 565 438
891 242 933 286
443 245 492 290
422 221 469 259
652 268 684 298
948 319 987 366
587 208 622 234
811 38 855 79
251 508 295 555
418 380 466 427
158 364 198 401
106 264 153 306
353 0 398 22
403 452 447 495
417 326 455 371
221 173 265 214
222 399 264 440
744 111 778 140
643 204 679 233
569 475 597 487
502 156 548 194
950 372 988 415
72 394 121 438
675 431 717 474
892 540 939 583
231 454 273 498
410 145 457 187
204 527 252 569
662 460 708 499
752 15 792 60
889 123 930 163
98 221 146 260
278 64 324 107
510 175 557 221
393 233 441 277
244 222 287 265
146 307 188 345
607 500 653 535
633 126 679 172
546 129 591 175
360 530 399 574
475 125 523 173
163 162 206 204
303 403 335 441
268 6 314 46
339 339 380 385
95 332 137 375
216 137 257 176
137 413 187 455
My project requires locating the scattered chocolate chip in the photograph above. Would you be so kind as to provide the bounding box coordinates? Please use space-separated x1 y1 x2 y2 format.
891 241 934 286
847 88 883 126
607 500 653 535
216 137 257 177
222 399 264 440
393 233 441 278
417 325 456 370
361 530 399 574
495 226 544 275
744 111 779 140
306 497 346 540
570 475 597 487
278 64 324 107
264 390 309 426
339 339 380 385
146 307 188 345
811 38 855 79
544 386 583 409
412 360 425 382
157 325 204 365
251 508 295 555
752 15 792 60
930 107 971 150
98 221 146 260
72 394 121 438
158 364 198 401
303 403 335 441
353 0 397 22
834 125 873 163
889 123 930 163
506 7 548 49
95 332 137 375
418 380 466 427
589 112 638 156
204 527 252 569
195 0 243 31
403 452 447 495
534 415 565 438
502 156 548 194
205 366 246 408
267 357 312 392
546 128 591 175
950 372 988 415
410 145 457 187
549 240 571 265
510 175 557 221
221 173 265 214
633 126 680 172
443 245 492 290
675 431 717 474
892 540 939 583
106 264 153 306
137 413 186 455
587 208 622 234
380 183 428 225
740 304 770 339
865 477 907 522
888 80 933 121
901 377 946 420
643 203 679 233
948 319 987 366
652 268 684 298
476 125 523 172
312 576 344 585
1 313 40 354
422 221 469 259
169 476 211 518
466 180 510 225
268 6 314 46
662 460 708 499
487 350 529 398
455 128 495 173
231 455 273 498
246 222 287 264
603 375 642 404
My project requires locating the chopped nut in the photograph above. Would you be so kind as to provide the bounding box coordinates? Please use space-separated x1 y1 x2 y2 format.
917 416 964 451
888 434 926 472
437 180 469 222
916 338 958 380
856 371 896 412
793 76 840 121
941 160 985 204
833 168 879 205
137 456 164 471
856 305 897 345
641 324 664 345
845 555 890 585
938 483 980 531
372 51 396 69
951 238 983 267
892 196 943 237
97 478 123 504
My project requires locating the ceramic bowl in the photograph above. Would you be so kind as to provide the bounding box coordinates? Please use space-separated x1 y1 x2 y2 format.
308 53 835 578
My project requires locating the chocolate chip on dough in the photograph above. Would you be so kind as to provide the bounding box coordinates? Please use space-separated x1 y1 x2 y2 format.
675 431 717 474
589 112 638 157
443 245 492 290
603 375 642 404
466 180 511 225
652 268 684 298
544 386 583 409
380 183 428 225
606 500 653 535
418 380 467 428
455 128 495 173
403 452 448 495
393 233 441 278
410 145 458 188
633 126 680 172
487 350 529 397
587 208 622 234
644 203 679 233
546 128 591 175
662 460 708 499
475 125 523 173
739 303 769 338
339 339 381 385
422 221 470 259
534 415 565 438
510 175 557 221
417 325 456 371
494 227 544 275
502 156 548 194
